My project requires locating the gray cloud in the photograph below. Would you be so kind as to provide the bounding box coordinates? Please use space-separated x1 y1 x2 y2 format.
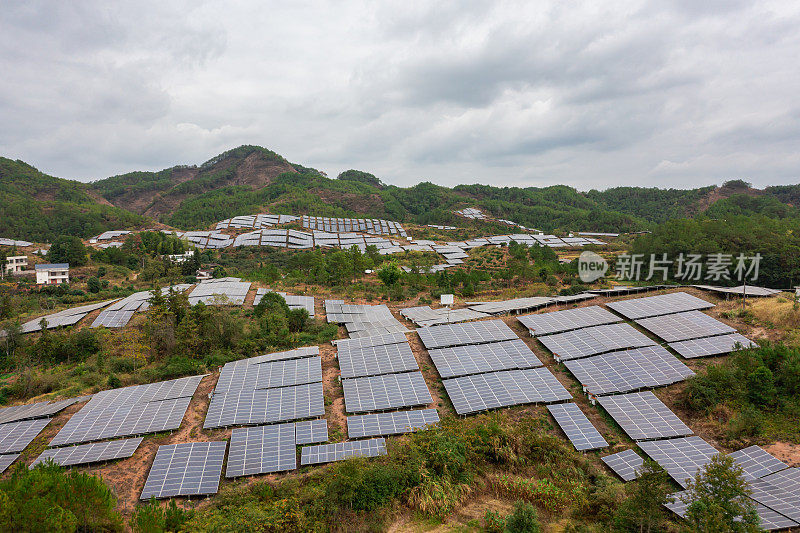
0 0 798 190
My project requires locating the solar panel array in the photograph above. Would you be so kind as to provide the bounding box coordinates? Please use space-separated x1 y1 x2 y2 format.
30 437 143 468
51 375 203 446
188 279 252 306
634 310 735 342
0 418 52 453
443 368 572 415
563 345 695 395
669 333 758 359
333 332 408 351
226 423 296 477
0 453 19 473
254 290 315 316
638 436 719 487
140 441 227 499
596 391 693 441
205 382 325 428
216 213 300 229
205 348 325 429
337 342 419 379
666 490 799 531
518 306 621 336
602 449 644 481
729 446 790 481
347 409 440 438
547 403 608 451
399 306 490 327
302 216 406 236
417 319 518 349
20 299 120 333
428 339 542 379
0 397 84 424
606 291 714 320
749 477 800 523
294 419 329 445
92 285 192 328
300 438 387 465
325 301 409 338
342 372 432 413
538 323 657 361
468 297 555 315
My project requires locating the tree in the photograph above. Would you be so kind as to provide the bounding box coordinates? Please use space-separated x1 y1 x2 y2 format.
86 277 101 293
747 366 776 407
681 455 759 533
613 458 673 532
378 265 402 286
47 236 87 266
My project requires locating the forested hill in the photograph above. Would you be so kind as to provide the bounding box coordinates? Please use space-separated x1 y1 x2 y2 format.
2 145 800 239
0 157 145 242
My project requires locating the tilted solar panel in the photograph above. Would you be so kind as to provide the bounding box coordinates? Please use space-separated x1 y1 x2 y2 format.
596 391 693 441
634 310 735 342
347 409 439 438
342 372 432 413
729 446 790 480
333 332 408 351
638 436 719 488
0 453 19 473
300 438 387 465
547 403 608 451
606 291 714 320
337 342 419 379
518 306 621 336
204 382 325 428
417 319 518 349
30 437 143 468
226 423 296 477
0 418 52 454
140 441 227 499
538 323 656 361
428 339 542 378
669 333 757 359
602 449 644 481
294 419 329 445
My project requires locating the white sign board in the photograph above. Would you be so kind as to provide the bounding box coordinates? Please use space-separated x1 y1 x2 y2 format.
440 294 454 306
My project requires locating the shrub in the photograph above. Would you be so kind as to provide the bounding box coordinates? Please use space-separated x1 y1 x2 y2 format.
504 501 541 533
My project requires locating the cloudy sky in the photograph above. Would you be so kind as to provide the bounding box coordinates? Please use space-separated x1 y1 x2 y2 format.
1 1 799 190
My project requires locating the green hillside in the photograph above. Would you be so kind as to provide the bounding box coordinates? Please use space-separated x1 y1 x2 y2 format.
0 157 146 242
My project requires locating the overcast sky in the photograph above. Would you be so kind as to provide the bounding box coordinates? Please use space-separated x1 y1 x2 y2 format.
1 1 799 190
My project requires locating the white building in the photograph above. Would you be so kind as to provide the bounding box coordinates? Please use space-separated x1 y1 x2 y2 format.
35 263 69 285
3 255 27 274
166 250 195 263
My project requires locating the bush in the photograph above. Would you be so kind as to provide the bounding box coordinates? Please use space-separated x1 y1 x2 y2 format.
504 501 541 533
0 461 122 532
107 374 122 389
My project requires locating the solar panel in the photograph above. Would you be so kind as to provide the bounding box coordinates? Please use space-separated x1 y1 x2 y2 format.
638 436 718 487
300 438 387 465
347 409 440 438
665 490 799 531
188 280 251 306
547 403 608 451
0 418 52 453
226 423 296 477
669 333 758 359
602 449 644 481
140 441 226 499
30 438 143 468
295 419 329 445
0 397 84 425
761 468 800 499
348 326 410 338
428 339 542 378
399 306 490 327
634 311 735 342
216 356 323 392
246 346 319 365
337 342 419 379
333 332 408 350
342 372 432 413
0 453 19 473
417 319 518 349
606 291 714 320
563 345 695 395
468 297 555 315
443 367 572 415
749 477 800 523
538 323 657 361
51 376 202 446
204 382 325 428
518 306 621 336
596 391 693 441
729 446 790 480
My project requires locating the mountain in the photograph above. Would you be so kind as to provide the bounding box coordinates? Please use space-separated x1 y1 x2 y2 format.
2 145 799 240
0 157 145 242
